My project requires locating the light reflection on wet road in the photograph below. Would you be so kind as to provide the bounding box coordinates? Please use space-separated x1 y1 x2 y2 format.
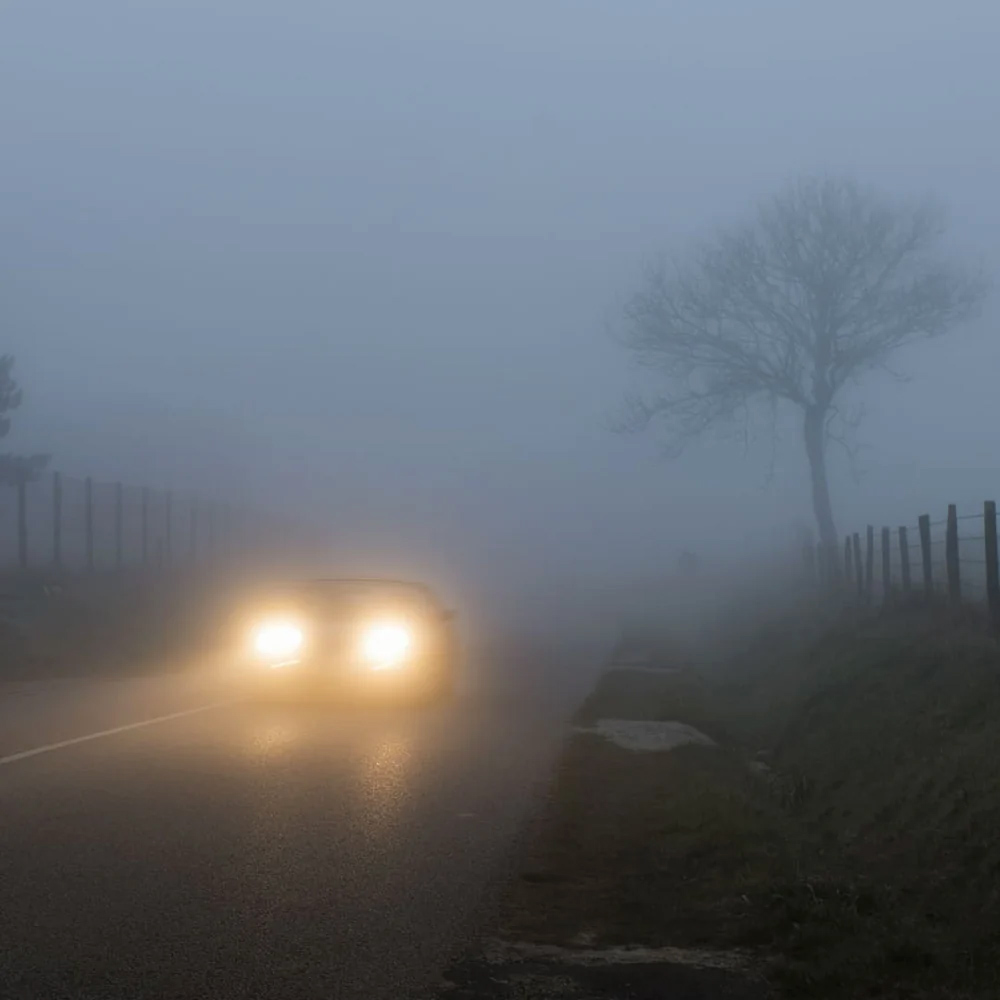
0 651 595 999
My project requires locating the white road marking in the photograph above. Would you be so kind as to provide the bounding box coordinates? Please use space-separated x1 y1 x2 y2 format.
0 701 232 767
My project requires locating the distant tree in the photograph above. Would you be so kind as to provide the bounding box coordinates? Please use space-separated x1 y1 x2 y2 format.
0 356 50 486
0 453 51 486
617 175 988 556
0 354 21 439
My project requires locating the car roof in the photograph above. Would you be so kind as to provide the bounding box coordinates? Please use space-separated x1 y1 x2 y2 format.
294 577 439 600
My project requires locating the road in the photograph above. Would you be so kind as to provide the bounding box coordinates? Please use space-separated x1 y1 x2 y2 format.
0 645 597 1000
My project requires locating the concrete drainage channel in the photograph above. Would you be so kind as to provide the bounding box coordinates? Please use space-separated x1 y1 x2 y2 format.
576 718 716 752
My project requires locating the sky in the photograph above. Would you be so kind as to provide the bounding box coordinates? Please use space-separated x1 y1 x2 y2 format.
2 0 999 618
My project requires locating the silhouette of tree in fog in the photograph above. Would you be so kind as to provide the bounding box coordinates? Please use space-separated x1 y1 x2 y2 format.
0 355 50 486
617 175 988 555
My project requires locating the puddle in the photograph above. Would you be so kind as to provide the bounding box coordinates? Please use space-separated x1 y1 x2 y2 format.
484 938 750 972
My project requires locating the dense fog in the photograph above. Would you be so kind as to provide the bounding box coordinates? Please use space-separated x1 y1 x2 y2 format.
3 0 998 632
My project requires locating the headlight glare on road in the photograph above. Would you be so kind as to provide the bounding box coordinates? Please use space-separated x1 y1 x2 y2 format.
253 621 305 661
360 622 413 669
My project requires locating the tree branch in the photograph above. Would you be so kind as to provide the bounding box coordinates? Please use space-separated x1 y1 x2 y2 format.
617 174 989 460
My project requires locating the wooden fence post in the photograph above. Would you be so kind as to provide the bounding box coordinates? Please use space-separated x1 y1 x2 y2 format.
946 503 961 605
207 504 215 556
881 527 891 604
115 482 124 570
165 490 172 565
898 526 912 595
190 502 198 563
918 514 932 596
985 501 999 629
84 477 95 572
844 536 853 584
220 504 230 558
852 533 863 597
52 472 62 569
16 479 28 572
141 487 149 565
865 525 875 600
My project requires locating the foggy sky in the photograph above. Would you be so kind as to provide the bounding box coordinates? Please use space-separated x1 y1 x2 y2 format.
3 0 999 613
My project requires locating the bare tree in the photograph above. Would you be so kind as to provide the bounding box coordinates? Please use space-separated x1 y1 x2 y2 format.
0 354 22 439
618 176 988 554
0 356 49 487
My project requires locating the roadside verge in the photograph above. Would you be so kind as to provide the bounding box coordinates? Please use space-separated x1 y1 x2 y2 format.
429 606 1000 1000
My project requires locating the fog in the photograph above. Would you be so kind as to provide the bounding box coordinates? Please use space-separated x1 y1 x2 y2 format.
3 0 998 630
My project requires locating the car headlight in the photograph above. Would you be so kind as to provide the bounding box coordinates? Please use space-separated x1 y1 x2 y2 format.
359 621 413 669
253 621 305 660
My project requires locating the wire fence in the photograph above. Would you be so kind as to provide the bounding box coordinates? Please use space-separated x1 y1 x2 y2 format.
0 470 307 575
807 500 1000 624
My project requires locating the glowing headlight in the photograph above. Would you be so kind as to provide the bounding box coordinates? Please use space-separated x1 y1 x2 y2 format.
253 621 305 660
360 622 413 669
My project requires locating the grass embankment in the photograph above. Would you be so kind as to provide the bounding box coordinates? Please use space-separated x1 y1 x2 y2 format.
0 570 239 679
502 605 1000 999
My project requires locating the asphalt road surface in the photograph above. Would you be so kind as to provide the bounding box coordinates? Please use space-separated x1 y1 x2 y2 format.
0 644 598 1000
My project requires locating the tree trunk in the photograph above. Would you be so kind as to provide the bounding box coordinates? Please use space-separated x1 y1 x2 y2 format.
804 405 838 563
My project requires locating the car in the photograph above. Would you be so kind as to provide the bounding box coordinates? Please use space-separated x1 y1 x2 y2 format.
241 577 458 703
